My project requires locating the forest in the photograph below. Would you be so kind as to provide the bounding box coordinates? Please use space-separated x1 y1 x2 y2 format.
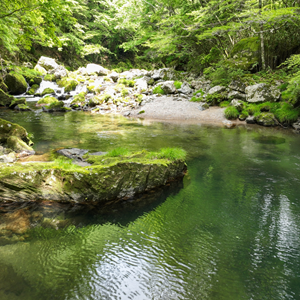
1 0 300 71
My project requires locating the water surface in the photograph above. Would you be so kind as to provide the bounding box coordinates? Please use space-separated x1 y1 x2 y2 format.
0 108 300 300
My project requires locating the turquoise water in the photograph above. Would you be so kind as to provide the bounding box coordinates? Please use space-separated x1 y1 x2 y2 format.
0 108 300 299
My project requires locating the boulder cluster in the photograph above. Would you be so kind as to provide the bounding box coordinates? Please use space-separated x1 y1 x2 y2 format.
1 56 299 129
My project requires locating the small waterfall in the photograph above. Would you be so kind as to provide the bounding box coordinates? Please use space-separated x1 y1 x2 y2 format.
35 80 60 94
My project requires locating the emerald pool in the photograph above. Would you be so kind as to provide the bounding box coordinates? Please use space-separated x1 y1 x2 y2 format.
0 108 300 300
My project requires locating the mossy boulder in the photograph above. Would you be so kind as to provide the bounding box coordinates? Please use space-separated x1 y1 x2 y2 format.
6 136 34 152
24 74 42 86
57 78 79 92
37 96 58 106
70 92 86 107
228 37 260 71
9 97 26 108
42 101 68 113
89 96 104 107
4 72 28 95
254 112 277 126
44 74 57 82
0 118 33 147
14 104 32 111
34 65 47 75
0 149 187 202
27 84 39 95
41 88 55 96
0 89 15 107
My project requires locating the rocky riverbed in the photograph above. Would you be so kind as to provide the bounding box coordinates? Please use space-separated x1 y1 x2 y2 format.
1 56 300 131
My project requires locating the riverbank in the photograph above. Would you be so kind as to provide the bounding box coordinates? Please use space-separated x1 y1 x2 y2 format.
128 95 246 126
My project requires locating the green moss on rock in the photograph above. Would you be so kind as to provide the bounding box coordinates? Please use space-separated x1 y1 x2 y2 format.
0 148 187 202
9 97 26 108
57 78 78 92
0 89 15 107
0 118 33 146
4 72 28 95
37 96 58 106
6 136 34 152
41 88 55 96
27 84 39 95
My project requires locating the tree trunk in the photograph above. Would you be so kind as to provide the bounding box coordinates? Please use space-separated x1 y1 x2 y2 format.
259 0 266 70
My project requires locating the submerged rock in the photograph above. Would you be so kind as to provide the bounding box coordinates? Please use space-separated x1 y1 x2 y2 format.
0 150 186 202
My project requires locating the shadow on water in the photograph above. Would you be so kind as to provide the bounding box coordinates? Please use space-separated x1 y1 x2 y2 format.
0 177 184 246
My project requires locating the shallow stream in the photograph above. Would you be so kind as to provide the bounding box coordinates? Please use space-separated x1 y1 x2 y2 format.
0 107 300 300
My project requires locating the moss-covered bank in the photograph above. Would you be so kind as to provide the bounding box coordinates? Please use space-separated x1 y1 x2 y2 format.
0 148 187 202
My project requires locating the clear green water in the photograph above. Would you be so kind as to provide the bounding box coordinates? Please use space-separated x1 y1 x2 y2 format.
0 108 300 300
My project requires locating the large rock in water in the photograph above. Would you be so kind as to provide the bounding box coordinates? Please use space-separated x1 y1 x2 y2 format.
4 72 27 95
0 152 186 202
246 83 281 103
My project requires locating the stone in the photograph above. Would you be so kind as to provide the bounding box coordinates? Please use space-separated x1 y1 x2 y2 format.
223 120 236 129
6 136 34 153
208 85 226 95
48 65 68 79
34 64 47 75
228 90 246 100
0 89 15 107
230 99 245 112
9 98 26 108
57 148 90 165
109 72 119 82
198 102 209 111
0 118 33 146
14 104 32 111
246 83 281 103
254 112 276 126
36 56 58 71
23 62 33 69
161 81 176 94
229 80 246 93
246 116 256 124
41 88 55 96
86 64 108 76
4 72 28 95
178 82 193 94
135 78 148 92
190 78 211 93
0 152 16 163
0 150 186 202
292 119 300 131
151 68 176 81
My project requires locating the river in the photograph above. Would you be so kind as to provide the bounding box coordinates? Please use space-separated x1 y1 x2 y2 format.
0 106 300 300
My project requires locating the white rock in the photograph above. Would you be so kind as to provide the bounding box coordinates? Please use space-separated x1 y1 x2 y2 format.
178 82 193 94
86 64 108 76
37 56 58 71
161 81 176 94
135 78 148 92
246 83 281 103
208 85 226 95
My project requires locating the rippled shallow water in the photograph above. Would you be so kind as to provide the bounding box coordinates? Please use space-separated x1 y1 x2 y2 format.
0 107 300 300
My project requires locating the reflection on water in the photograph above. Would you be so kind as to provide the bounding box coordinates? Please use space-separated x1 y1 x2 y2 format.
0 108 300 299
